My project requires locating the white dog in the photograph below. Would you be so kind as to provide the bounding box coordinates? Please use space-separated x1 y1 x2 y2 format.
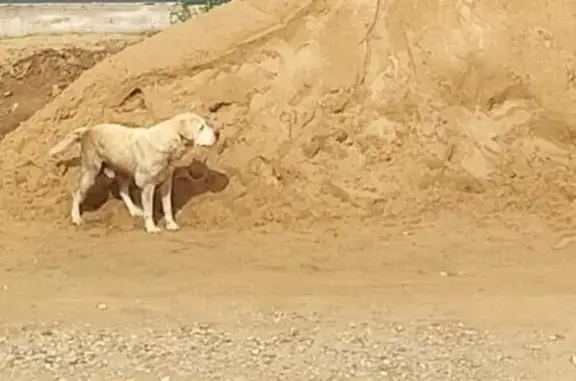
48 112 219 233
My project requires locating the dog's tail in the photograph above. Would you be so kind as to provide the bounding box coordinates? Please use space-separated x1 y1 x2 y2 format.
48 127 90 157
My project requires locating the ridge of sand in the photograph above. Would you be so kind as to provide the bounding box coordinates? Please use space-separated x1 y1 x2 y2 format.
1 0 576 230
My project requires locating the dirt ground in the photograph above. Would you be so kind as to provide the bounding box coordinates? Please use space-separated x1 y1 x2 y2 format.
1 1 576 379
2 211 576 379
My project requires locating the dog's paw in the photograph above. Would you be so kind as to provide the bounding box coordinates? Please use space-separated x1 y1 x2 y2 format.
166 221 180 231
145 224 162 234
71 216 84 226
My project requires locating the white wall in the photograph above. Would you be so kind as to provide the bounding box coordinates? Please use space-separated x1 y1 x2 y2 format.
0 2 203 37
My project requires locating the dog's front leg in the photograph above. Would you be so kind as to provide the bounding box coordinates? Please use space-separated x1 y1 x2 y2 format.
141 184 160 234
159 172 179 231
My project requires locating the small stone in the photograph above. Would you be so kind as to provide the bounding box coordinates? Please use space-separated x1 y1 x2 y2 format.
333 129 348 143
51 84 61 96
525 344 542 351
96 303 108 310
439 271 460 277
302 136 326 158
363 117 399 143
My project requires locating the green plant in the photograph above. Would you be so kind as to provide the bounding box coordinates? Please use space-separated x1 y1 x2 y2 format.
169 0 232 25
202 0 230 11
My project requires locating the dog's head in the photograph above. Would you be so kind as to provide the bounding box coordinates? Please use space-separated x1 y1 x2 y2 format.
173 112 219 147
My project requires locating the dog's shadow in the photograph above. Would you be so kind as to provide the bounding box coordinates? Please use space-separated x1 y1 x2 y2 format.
75 159 229 223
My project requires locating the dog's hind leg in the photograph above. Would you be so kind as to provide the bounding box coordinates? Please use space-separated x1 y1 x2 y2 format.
141 183 161 234
117 177 144 218
71 169 99 226
159 173 179 231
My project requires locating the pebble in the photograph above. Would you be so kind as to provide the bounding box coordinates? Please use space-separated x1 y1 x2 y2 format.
0 316 537 380
548 334 565 341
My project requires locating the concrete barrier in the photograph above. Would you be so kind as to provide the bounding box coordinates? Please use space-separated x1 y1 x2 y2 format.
0 2 204 37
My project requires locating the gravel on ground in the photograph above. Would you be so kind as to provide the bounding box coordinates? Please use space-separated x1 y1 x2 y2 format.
0 310 553 381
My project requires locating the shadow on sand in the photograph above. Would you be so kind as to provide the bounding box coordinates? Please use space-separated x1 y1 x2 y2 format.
57 158 229 223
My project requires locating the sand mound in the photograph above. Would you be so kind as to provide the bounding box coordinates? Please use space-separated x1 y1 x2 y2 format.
3 0 576 229
0 45 129 141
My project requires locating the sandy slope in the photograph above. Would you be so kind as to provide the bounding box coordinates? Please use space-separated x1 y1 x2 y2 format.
2 0 576 230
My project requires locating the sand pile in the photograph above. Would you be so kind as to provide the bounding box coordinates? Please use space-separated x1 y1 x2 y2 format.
2 0 576 229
